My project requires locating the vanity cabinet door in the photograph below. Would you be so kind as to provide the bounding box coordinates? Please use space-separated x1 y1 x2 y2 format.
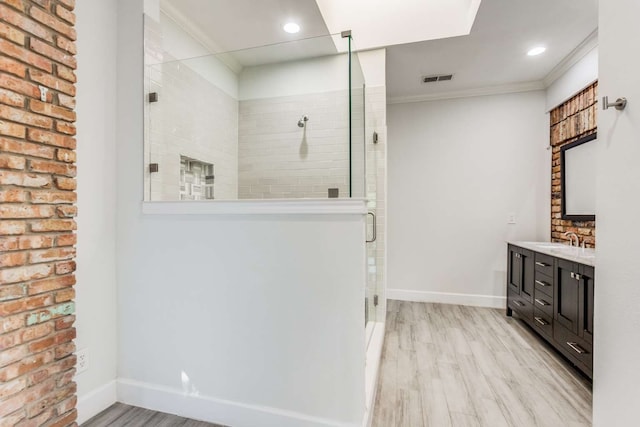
520 249 535 303
554 259 580 335
579 265 595 344
507 245 521 295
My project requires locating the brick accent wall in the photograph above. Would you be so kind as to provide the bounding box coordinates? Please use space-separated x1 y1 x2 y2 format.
550 82 597 247
0 0 78 426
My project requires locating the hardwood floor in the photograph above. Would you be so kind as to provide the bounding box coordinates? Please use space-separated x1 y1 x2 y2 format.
372 301 592 427
81 403 225 427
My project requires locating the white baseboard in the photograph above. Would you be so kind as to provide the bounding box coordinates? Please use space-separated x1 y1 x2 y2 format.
77 380 117 424
117 378 359 427
363 322 385 427
387 289 506 309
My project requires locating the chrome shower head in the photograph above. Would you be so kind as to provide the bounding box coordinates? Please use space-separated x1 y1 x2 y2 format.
298 115 309 128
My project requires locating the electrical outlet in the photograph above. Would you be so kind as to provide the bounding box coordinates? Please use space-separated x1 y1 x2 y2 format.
508 213 517 224
76 348 88 374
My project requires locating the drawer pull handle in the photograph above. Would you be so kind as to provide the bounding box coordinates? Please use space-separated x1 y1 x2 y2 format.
534 317 549 326
535 299 549 306
576 274 582 281
567 342 586 355
571 272 575 279
535 280 550 287
535 262 549 267
514 301 525 307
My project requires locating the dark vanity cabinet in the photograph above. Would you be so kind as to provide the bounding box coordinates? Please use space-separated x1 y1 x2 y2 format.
507 245 535 321
507 244 594 379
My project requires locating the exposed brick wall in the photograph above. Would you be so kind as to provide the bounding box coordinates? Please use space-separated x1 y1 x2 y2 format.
0 0 77 425
550 82 597 248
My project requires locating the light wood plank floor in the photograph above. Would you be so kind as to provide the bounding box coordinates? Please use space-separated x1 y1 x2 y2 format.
372 301 592 427
82 403 225 427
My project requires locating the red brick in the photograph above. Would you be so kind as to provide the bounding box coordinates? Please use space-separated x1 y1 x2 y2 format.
55 206 76 218
0 204 55 219
55 148 75 163
0 171 51 188
28 159 76 177
29 4 76 41
30 190 76 204
53 176 76 190
0 153 26 169
0 137 55 159
0 294 53 316
57 93 74 109
56 234 76 247
55 120 75 135
0 345 27 368
30 219 76 232
21 323 54 345
0 4 53 43
1 314 25 334
48 408 77 427
55 63 76 83
0 21 25 45
30 99 75 122
28 275 75 296
0 220 26 235
0 263 53 284
0 104 52 128
27 127 75 148
54 342 74 359
28 336 55 353
0 235 55 251
55 288 74 303
54 315 74 331
0 351 54 382
54 261 75 275
29 38 77 69
57 0 75 10
0 189 28 202
55 35 75 55
28 68 75 97
29 247 75 264
0 38 52 73
0 283 25 301
0 87 25 107
0 119 26 138
0 251 27 267
0 377 26 400
0 57 27 77
0 410 26 426
54 4 74 25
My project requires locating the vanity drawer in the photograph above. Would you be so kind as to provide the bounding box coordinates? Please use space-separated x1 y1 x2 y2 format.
508 293 533 321
533 293 553 317
534 272 553 298
534 253 554 277
532 309 553 338
554 323 593 375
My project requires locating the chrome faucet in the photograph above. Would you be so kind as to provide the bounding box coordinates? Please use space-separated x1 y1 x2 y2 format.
564 232 579 247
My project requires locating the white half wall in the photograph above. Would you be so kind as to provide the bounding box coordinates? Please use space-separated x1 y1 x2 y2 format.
118 2 366 426
387 91 549 307
75 0 118 422
594 0 640 425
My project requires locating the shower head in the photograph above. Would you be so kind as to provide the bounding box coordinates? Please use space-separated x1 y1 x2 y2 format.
298 115 309 128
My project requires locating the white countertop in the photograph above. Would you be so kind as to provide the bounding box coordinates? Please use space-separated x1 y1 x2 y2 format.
509 241 595 267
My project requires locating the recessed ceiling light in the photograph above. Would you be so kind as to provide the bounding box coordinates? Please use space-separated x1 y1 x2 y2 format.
527 46 546 56
283 23 300 34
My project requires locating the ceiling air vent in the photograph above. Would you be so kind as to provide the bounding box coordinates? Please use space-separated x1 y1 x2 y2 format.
422 74 454 83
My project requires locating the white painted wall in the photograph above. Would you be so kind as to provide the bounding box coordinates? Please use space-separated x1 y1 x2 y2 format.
75 0 118 422
546 46 599 111
594 0 640 425
387 91 549 307
118 2 366 426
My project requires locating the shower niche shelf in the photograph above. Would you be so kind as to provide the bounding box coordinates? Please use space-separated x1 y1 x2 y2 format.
180 156 214 200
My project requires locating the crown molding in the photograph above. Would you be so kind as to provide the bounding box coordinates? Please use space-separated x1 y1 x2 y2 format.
387 80 545 105
543 29 598 88
159 2 243 74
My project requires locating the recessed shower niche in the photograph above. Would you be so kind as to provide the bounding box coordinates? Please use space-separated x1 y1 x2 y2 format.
180 156 214 200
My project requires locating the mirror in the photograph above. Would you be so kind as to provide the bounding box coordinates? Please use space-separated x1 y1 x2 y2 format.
561 133 596 221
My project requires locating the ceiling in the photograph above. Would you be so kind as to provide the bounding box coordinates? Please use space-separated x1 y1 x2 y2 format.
158 0 599 97
386 0 599 102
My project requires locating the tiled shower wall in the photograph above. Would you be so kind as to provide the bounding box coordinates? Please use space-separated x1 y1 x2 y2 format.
237 90 352 199
144 16 238 201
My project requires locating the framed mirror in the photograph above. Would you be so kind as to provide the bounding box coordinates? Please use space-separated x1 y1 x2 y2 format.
561 133 597 221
